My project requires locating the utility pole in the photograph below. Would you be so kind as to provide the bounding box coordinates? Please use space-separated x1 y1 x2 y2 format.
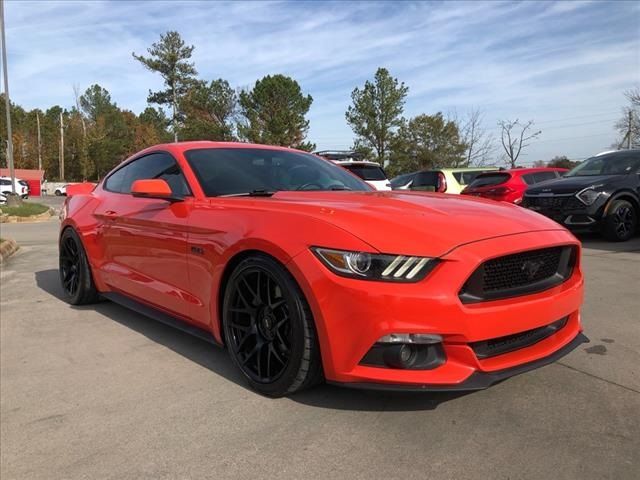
627 110 632 150
36 112 42 171
59 111 64 180
1 0 18 204
37 111 42 194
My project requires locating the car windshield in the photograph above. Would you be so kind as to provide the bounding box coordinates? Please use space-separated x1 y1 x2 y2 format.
566 153 640 176
341 164 387 181
184 148 371 196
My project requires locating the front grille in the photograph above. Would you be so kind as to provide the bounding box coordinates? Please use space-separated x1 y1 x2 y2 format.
522 195 584 212
470 316 568 359
459 246 576 303
483 247 563 292
522 196 567 210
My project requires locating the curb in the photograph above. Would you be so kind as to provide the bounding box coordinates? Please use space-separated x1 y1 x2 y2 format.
0 238 20 264
0 207 54 224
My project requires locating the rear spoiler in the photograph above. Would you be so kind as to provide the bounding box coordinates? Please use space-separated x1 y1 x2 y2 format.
66 182 97 196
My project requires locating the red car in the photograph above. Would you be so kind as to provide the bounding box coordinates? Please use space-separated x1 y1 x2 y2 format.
59 142 586 397
462 167 568 204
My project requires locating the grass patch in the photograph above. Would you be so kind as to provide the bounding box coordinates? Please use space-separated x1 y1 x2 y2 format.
0 202 49 217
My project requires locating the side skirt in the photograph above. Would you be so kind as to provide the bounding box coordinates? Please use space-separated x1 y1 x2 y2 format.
101 292 222 347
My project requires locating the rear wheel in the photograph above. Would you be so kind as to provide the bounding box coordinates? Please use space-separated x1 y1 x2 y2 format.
602 199 637 242
55 190 62 196
222 255 322 397
59 228 100 305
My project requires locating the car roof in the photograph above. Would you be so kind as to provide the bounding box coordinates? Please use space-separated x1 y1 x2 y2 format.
476 167 567 176
594 149 640 157
333 160 383 167
136 141 312 158
419 167 499 173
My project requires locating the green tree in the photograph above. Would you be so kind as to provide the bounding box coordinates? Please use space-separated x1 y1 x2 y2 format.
80 85 131 178
181 79 237 141
80 84 116 121
388 113 467 176
238 74 314 150
132 31 197 142
345 68 408 163
548 155 579 169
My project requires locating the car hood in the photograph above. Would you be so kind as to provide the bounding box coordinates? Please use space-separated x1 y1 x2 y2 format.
526 175 621 195
254 190 566 256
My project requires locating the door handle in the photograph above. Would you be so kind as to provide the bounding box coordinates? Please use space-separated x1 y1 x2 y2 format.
104 210 118 216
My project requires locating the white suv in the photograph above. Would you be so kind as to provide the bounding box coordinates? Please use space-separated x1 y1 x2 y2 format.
0 176 30 199
314 151 392 191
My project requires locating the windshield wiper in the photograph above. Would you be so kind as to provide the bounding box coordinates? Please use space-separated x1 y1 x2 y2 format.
329 186 352 191
220 189 276 197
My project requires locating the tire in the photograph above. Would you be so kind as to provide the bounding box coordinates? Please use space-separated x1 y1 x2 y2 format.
222 254 323 397
59 228 100 305
602 199 637 242
55 190 62 196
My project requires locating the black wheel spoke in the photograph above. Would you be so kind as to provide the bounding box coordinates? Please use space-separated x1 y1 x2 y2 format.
270 298 286 311
240 276 258 305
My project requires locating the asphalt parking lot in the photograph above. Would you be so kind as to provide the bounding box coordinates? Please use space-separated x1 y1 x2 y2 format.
1 218 639 480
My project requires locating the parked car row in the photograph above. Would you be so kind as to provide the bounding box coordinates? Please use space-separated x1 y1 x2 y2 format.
387 149 639 242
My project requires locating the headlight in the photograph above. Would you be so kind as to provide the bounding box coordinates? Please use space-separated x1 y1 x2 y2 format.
311 247 438 282
576 187 602 206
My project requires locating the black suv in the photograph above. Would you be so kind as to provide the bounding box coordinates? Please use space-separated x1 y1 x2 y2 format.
521 150 640 241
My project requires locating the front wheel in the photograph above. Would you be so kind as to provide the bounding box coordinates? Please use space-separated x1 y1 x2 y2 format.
222 255 323 397
55 190 62 196
602 199 637 242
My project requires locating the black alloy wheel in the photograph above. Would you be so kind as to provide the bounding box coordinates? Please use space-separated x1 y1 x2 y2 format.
223 255 322 397
603 199 637 242
59 228 99 305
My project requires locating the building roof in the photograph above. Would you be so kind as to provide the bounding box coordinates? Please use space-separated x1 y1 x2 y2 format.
0 168 45 180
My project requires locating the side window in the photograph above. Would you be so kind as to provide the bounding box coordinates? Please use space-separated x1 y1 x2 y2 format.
533 172 557 183
104 165 129 193
0 179 11 186
105 153 191 195
522 174 536 185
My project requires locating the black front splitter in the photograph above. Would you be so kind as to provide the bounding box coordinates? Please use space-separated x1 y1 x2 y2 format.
329 332 589 392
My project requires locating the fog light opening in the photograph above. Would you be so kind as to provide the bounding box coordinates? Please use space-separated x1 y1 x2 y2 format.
383 344 418 369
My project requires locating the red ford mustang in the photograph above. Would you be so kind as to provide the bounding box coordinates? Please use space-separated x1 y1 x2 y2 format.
59 142 587 397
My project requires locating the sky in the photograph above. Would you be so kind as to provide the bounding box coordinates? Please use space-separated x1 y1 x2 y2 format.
3 0 639 164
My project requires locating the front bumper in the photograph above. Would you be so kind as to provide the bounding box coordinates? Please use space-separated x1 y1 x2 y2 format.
287 229 584 389
330 332 589 391
522 194 607 230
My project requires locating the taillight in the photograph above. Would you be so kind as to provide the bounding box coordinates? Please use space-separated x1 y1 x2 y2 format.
487 186 512 196
437 172 447 193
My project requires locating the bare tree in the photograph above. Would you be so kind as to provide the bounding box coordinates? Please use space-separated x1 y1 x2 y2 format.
73 84 87 138
498 119 541 168
615 87 639 149
458 108 494 166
